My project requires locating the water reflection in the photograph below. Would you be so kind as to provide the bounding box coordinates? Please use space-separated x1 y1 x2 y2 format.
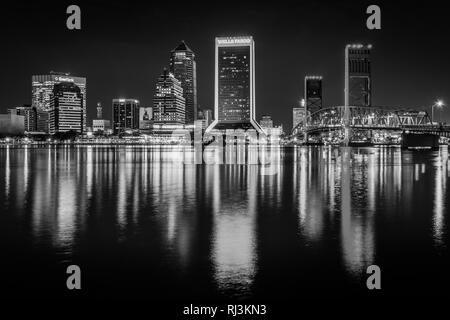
211 165 257 297
433 148 448 248
294 147 326 241
0 145 449 296
339 147 375 276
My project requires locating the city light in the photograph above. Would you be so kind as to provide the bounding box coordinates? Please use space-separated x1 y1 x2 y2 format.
432 99 445 124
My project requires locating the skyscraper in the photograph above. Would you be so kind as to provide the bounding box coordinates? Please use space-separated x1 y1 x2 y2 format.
32 72 87 132
206 36 262 133
305 76 323 115
345 44 372 107
169 41 197 124
153 69 186 124
112 99 140 134
49 82 84 135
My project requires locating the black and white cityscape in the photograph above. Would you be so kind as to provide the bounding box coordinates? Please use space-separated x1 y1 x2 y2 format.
1 0 450 315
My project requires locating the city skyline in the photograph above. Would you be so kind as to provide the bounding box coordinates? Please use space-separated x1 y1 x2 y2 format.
1 1 450 309
1 1 449 130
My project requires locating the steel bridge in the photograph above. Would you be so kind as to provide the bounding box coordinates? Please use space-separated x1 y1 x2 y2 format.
292 106 450 139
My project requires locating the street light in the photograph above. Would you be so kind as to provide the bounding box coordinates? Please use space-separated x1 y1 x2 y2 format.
432 100 445 124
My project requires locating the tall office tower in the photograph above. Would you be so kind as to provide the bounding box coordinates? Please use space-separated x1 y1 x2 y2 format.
169 41 197 124
112 99 140 134
96 102 103 119
49 82 84 135
10 105 37 132
206 36 262 133
345 44 372 107
304 76 323 115
293 107 306 130
153 69 186 124
260 115 273 129
32 72 87 132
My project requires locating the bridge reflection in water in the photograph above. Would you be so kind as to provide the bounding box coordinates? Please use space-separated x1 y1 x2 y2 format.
0 145 449 298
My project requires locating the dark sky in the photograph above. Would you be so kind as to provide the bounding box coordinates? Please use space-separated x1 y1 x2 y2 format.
1 0 450 129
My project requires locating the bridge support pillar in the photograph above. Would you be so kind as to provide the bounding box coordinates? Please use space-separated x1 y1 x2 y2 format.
401 132 439 150
343 127 352 146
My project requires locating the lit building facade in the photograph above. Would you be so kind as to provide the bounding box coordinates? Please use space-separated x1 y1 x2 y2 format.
92 119 111 132
305 76 323 115
153 69 186 124
345 44 372 107
293 107 306 130
112 99 140 134
260 115 273 129
32 72 87 132
49 82 84 135
9 105 37 132
92 102 111 134
169 41 197 124
206 36 262 133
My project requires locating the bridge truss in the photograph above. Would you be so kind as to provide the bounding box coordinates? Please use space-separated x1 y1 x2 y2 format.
292 106 450 139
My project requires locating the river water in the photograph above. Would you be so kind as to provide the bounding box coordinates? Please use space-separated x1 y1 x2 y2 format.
0 145 448 301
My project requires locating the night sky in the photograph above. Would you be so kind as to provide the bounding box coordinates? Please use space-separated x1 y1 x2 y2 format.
1 0 449 129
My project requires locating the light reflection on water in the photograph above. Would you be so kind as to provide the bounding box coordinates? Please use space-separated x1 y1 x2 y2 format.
0 145 449 298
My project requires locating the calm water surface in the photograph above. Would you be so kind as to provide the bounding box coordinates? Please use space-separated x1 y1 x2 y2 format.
0 145 449 300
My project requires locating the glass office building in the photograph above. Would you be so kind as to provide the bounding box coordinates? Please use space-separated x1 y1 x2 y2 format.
32 72 87 132
206 36 262 133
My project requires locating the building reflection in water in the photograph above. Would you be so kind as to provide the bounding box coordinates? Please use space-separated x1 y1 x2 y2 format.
0 144 449 294
210 146 259 298
433 147 448 248
339 147 375 276
294 147 325 241
4 146 10 200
